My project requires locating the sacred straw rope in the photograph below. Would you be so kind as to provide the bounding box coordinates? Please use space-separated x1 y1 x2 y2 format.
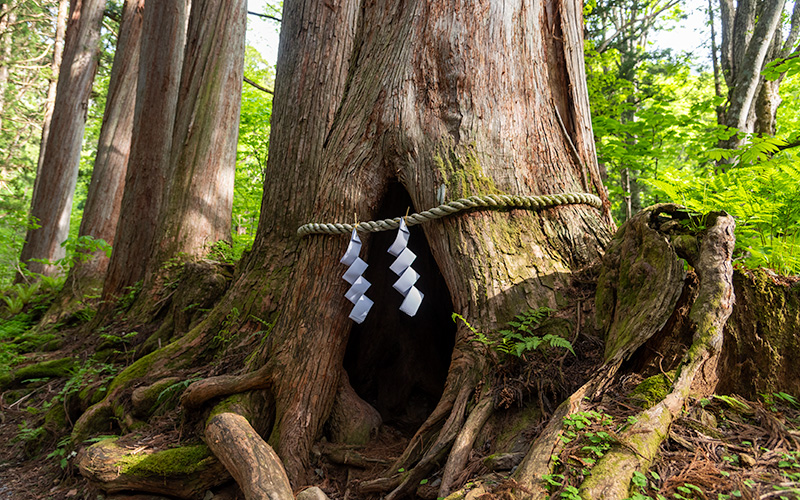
297 192 602 237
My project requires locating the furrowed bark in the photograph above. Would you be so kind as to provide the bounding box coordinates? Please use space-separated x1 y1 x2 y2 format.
101 0 187 303
19 0 105 279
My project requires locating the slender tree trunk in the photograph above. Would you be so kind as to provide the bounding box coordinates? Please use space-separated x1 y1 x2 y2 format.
67 0 145 292
709 0 725 125
35 0 69 180
719 0 784 148
148 0 245 270
101 0 187 302
0 4 14 133
18 0 105 280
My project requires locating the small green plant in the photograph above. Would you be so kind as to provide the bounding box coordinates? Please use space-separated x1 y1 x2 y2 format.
453 307 574 358
46 435 76 469
207 240 236 264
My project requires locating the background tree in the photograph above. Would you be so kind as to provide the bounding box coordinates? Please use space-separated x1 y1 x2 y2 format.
717 0 800 146
17 0 105 280
0 0 70 284
147 0 246 274
100 0 186 303
62 0 144 296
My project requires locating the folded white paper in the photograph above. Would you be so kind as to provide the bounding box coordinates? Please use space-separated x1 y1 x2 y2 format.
340 229 372 324
349 294 374 323
399 287 423 317
393 267 419 295
387 219 423 317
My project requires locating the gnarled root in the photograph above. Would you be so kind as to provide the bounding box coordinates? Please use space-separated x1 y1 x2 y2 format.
578 212 734 499
180 364 273 410
438 388 494 497
206 412 294 500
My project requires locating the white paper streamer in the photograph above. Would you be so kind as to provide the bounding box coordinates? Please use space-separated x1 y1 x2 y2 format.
340 229 373 323
388 219 423 316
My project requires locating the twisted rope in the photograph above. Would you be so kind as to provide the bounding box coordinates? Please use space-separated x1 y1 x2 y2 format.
297 192 601 237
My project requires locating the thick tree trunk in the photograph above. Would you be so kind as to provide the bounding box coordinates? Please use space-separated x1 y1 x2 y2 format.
35 0 69 175
216 0 611 487
77 0 612 494
18 0 105 279
101 0 187 302
148 0 245 269
66 0 144 292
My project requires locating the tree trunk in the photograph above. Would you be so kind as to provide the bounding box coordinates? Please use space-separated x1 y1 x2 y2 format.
18 0 104 279
0 4 14 134
719 0 785 148
66 0 145 292
148 0 245 269
35 0 69 175
187 0 611 487
101 0 187 303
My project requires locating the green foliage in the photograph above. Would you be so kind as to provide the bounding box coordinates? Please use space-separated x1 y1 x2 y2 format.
232 46 274 259
453 308 574 359
646 141 800 274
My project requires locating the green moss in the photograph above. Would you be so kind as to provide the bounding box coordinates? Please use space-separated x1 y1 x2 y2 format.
44 402 67 432
434 143 501 198
121 444 215 477
206 394 249 427
630 373 674 409
13 357 76 383
495 404 541 451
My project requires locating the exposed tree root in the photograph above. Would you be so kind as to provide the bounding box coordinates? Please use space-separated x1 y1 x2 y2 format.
206 412 294 500
326 371 382 445
180 364 273 410
578 212 735 499
439 388 494 497
512 363 620 499
386 383 474 500
76 438 229 499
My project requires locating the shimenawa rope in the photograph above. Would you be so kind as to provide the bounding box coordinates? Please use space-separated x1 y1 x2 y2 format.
297 192 601 237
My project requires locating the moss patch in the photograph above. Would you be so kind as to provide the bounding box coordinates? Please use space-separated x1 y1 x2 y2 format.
13 357 76 384
120 444 215 477
630 373 674 409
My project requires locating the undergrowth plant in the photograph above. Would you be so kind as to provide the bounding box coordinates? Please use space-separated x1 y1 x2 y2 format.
452 307 574 359
646 139 800 275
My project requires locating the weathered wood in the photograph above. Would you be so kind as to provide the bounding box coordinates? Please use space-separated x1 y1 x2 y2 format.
579 212 735 499
595 204 686 363
439 390 494 497
205 412 294 500
77 439 229 499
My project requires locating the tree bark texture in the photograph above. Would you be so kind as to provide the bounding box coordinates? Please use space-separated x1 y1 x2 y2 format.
35 0 69 176
76 0 612 491
719 0 785 144
101 0 187 302
149 0 245 268
68 0 145 289
206 413 294 500
227 0 612 485
18 0 105 279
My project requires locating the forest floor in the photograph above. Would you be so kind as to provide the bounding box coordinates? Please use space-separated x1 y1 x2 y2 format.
1 364 799 500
